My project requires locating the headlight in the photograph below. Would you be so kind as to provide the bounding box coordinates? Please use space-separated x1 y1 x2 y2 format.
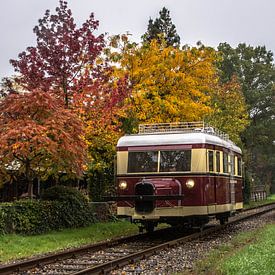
119 180 127 190
186 179 195 189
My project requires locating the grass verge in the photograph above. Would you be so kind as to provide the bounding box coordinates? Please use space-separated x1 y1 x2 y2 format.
244 193 275 209
0 220 138 264
0 194 274 265
194 223 275 275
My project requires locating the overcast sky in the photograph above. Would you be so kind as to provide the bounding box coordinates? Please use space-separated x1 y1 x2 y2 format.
1 0 275 80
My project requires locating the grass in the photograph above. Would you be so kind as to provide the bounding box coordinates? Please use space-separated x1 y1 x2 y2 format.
0 194 274 265
221 224 275 275
0 220 138 264
244 193 275 209
193 223 275 275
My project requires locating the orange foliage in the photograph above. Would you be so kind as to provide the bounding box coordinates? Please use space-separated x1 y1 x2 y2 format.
0 90 87 194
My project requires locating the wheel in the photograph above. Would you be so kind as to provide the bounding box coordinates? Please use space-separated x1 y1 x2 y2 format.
218 214 229 225
145 222 155 233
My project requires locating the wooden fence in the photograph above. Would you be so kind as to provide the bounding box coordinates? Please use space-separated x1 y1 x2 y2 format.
250 185 267 201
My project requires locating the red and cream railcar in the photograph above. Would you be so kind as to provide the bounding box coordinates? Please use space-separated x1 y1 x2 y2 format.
115 122 243 232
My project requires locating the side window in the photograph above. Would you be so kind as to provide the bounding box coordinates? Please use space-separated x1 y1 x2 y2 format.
223 152 228 173
230 155 235 175
160 150 191 172
208 150 214 172
237 157 242 176
128 151 158 173
216 151 220 172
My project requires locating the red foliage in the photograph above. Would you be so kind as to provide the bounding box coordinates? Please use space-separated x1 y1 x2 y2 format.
0 90 87 194
10 0 105 107
6 1 130 196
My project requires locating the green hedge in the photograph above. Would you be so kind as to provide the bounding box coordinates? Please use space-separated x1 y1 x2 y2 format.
0 187 96 235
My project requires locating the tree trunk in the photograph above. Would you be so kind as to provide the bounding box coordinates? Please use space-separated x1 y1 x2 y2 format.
27 182 33 199
25 161 33 198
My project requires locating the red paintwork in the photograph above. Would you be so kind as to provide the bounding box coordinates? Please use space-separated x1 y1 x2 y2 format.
117 175 243 208
117 144 242 157
147 178 181 207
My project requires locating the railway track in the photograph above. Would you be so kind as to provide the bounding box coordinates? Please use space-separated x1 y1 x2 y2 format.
1 202 275 275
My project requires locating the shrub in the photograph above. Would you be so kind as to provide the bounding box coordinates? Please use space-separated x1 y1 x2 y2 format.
42 185 88 204
0 186 96 235
87 163 115 202
42 185 95 228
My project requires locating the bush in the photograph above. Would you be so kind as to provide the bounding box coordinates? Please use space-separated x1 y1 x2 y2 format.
42 185 87 202
42 185 95 228
0 186 96 235
88 164 115 201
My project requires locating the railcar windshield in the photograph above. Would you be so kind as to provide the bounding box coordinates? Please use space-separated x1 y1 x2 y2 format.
160 150 191 172
127 150 191 173
128 151 158 173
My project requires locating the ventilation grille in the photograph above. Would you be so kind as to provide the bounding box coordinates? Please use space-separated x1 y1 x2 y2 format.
135 182 155 214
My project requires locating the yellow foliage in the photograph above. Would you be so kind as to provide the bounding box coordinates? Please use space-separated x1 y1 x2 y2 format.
111 38 218 129
102 35 250 146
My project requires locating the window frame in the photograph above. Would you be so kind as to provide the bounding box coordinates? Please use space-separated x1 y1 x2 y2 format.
127 149 192 173
208 150 214 172
223 152 229 174
216 151 221 173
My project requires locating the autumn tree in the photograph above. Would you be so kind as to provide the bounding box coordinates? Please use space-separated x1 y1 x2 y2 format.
142 7 180 47
76 76 129 200
9 1 129 199
108 37 218 132
9 0 129 144
0 90 86 197
10 0 105 108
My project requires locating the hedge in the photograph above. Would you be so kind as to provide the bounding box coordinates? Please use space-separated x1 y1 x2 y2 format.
0 186 96 235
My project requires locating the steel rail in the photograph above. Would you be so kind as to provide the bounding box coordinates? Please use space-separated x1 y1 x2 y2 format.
0 202 274 275
0 229 160 275
72 203 275 275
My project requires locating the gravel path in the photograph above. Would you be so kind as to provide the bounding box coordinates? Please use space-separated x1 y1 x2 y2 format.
112 210 275 275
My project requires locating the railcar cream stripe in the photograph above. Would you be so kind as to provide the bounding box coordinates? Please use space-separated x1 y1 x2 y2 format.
117 203 243 219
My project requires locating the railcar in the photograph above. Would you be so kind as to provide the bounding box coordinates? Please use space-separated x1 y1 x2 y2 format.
114 122 243 232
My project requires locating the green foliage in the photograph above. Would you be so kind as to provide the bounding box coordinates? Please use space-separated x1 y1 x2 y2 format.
142 7 180 47
42 185 88 204
0 200 57 235
243 169 252 204
207 76 249 144
0 187 95 235
87 162 115 202
217 43 275 190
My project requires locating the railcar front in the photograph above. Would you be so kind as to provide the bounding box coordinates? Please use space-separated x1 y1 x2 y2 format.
115 122 243 231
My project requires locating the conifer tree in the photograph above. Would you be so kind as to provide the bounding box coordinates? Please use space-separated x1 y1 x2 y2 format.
142 7 180 47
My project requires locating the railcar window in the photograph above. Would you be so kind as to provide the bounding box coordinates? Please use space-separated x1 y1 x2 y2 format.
237 157 242 176
128 151 158 173
160 150 191 172
216 151 221 172
230 155 235 175
223 152 228 173
208 151 214 172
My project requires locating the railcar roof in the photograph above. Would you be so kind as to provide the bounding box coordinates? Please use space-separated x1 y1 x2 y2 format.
117 132 242 154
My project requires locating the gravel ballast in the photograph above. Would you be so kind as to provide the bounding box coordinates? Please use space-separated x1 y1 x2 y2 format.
112 210 275 275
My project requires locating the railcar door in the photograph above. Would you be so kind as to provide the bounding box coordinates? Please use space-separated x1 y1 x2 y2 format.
229 153 236 208
206 150 216 212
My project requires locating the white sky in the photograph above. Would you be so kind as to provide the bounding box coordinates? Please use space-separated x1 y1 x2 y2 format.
1 0 275 80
